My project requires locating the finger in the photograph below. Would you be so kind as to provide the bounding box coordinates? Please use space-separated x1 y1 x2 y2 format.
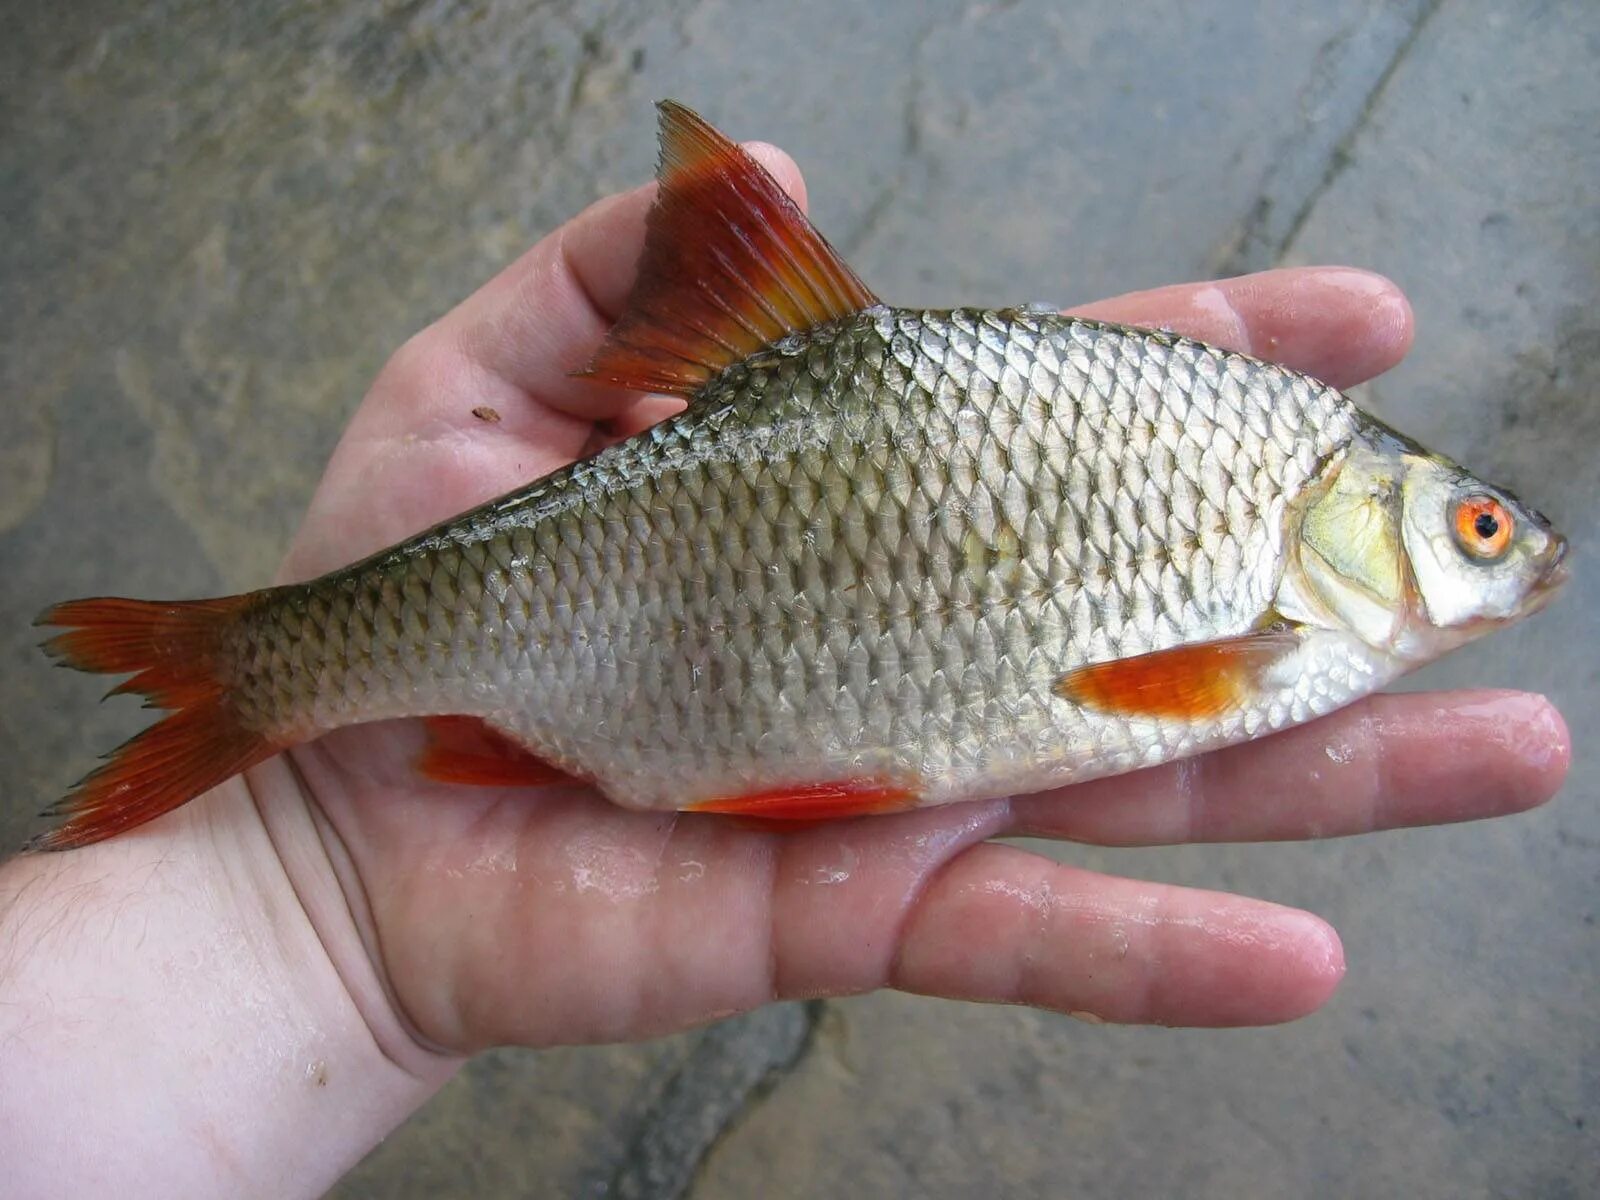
1070 266 1414 389
440 142 807 421
889 843 1344 1026
365 794 1004 1047
1007 691 1569 847
761 801 1337 1027
578 394 690 457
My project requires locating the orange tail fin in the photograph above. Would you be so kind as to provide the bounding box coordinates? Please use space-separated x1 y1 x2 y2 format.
30 595 273 852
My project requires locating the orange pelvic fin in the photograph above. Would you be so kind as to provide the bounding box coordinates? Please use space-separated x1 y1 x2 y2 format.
686 779 918 823
31 595 273 852
574 100 879 397
1055 630 1303 721
417 716 581 788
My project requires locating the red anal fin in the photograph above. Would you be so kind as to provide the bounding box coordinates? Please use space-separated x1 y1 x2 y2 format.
686 779 918 823
1055 630 1304 721
418 716 581 788
31 594 273 851
574 100 879 396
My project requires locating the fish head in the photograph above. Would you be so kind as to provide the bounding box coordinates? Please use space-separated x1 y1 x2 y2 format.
1396 451 1568 652
1289 429 1568 664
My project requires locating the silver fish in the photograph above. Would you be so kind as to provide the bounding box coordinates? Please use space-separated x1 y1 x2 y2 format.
33 101 1567 849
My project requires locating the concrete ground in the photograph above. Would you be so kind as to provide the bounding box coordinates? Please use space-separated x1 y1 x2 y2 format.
2 1 1595 1196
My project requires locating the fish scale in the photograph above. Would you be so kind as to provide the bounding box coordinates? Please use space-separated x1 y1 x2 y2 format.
223 306 1359 806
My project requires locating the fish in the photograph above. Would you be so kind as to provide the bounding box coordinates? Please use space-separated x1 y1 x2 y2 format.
29 100 1569 851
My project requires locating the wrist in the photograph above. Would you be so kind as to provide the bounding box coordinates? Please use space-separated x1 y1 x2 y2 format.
0 765 456 1199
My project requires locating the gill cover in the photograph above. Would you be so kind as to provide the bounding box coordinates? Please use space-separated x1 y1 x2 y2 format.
1293 444 1410 648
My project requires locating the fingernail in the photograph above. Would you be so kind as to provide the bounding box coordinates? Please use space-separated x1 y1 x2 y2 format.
1417 690 1571 814
1500 693 1572 798
1315 268 1413 358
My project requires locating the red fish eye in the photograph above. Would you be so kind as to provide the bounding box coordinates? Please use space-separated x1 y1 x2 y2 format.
1454 495 1514 560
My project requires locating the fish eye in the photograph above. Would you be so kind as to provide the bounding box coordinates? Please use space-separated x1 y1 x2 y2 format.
1453 494 1514 561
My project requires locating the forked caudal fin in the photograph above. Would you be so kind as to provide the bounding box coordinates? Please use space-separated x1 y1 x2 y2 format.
574 100 880 397
29 595 273 852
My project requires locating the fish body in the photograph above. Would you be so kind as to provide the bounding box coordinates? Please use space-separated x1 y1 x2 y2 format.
236 307 1376 807
32 103 1567 849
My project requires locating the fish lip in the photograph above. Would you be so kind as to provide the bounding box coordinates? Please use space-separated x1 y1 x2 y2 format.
1513 532 1571 619
1537 532 1571 592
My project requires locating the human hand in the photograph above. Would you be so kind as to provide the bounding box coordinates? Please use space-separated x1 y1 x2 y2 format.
250 144 1571 1057
2 135 1570 1200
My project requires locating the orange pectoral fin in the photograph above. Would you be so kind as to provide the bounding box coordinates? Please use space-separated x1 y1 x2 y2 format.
417 716 582 788
686 779 919 823
1055 631 1303 721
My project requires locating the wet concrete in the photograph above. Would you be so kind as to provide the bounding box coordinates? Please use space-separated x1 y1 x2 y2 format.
2 1 1595 1196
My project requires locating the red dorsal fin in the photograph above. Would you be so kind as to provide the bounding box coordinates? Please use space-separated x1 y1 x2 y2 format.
575 100 879 396
685 779 918 823
417 716 582 788
1055 630 1304 721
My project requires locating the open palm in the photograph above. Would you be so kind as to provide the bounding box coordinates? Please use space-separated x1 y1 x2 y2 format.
249 144 1567 1055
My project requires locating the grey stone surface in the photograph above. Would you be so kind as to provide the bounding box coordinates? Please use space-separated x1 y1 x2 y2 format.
2 1 1594 1197
334 1003 814 1199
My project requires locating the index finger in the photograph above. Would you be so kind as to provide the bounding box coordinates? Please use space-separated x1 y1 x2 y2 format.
1071 266 1414 389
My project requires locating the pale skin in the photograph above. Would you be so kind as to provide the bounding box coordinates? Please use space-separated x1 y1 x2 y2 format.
0 144 1570 1198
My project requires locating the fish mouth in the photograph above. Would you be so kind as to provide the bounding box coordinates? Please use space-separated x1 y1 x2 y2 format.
1538 532 1571 592
1520 532 1571 616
